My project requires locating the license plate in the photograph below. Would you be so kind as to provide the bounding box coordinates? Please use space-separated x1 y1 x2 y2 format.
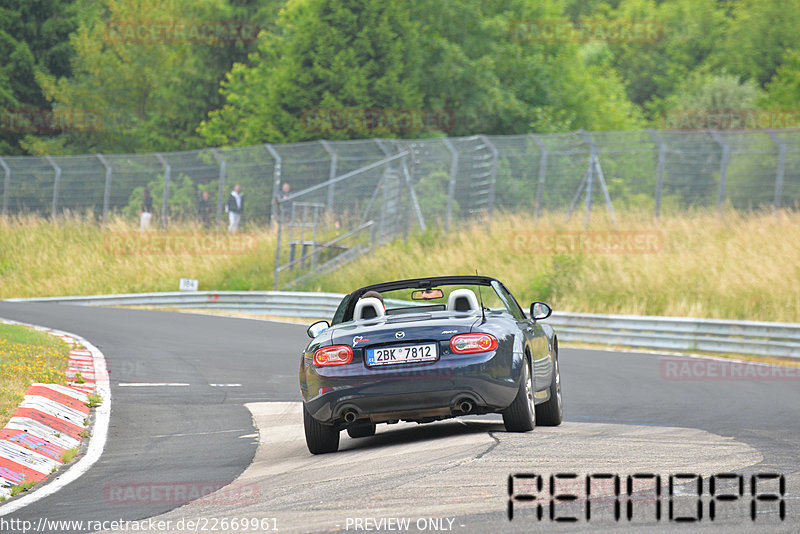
366 343 438 366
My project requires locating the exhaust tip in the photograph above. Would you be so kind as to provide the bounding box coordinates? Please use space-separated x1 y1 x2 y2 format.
343 410 358 423
456 399 473 414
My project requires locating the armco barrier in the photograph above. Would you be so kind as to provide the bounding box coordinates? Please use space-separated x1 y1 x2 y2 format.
5 291 344 319
6 292 799 358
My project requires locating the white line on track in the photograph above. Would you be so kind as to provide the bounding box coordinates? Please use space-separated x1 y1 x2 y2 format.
210 383 242 387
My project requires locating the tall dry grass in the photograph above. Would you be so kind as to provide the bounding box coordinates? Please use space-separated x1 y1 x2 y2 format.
0 214 278 298
303 209 800 323
1 210 798 322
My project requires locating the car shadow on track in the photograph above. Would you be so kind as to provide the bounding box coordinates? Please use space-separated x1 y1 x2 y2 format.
338 419 506 452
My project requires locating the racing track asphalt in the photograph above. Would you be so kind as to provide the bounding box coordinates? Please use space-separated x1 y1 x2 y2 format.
0 301 797 533
0 302 303 533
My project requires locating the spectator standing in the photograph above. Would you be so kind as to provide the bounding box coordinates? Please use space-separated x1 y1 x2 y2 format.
226 184 244 233
198 190 212 229
140 186 153 231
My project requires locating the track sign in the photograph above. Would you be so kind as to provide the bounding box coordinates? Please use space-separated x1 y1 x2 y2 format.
179 278 199 291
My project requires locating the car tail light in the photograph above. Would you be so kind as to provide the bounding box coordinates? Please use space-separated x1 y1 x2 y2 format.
450 333 498 354
313 345 353 366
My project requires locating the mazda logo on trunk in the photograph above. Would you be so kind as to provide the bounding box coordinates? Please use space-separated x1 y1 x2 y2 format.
395 331 405 339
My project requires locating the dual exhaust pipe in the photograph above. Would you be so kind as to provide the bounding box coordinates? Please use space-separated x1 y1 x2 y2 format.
341 399 474 422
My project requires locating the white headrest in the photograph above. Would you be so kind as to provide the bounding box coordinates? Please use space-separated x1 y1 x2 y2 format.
447 289 480 313
354 297 385 320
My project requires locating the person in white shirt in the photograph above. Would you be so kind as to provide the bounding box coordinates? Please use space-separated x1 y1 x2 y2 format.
226 184 244 233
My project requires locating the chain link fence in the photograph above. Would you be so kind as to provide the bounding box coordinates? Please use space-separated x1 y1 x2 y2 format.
2 129 799 287
3 129 799 223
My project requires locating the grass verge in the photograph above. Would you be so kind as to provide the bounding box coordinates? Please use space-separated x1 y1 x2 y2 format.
298 209 800 323
0 324 71 427
0 214 277 298
1 209 798 322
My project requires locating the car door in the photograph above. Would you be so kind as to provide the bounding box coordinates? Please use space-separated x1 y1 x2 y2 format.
496 283 553 393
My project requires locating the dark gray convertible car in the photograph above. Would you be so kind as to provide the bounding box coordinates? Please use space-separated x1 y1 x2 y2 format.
298 275 561 454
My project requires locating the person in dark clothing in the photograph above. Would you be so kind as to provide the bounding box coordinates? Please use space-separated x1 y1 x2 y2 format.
198 190 212 229
226 184 244 233
140 186 153 231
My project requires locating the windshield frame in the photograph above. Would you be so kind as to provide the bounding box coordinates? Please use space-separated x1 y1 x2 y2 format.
331 275 514 324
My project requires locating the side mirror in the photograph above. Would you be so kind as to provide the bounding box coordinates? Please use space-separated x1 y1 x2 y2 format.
307 320 330 339
530 302 552 321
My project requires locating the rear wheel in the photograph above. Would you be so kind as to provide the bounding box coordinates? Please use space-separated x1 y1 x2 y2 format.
303 404 340 454
536 350 562 426
346 422 376 438
502 357 536 432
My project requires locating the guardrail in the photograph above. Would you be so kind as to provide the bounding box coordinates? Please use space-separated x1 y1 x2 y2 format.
4 291 344 319
6 291 799 358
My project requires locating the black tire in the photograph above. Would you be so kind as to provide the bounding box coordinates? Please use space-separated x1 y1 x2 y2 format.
303 404 340 454
502 357 536 432
346 422 376 438
536 350 563 426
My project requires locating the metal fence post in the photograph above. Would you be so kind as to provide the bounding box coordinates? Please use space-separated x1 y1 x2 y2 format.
442 138 458 232
155 153 170 228
96 154 112 225
273 203 282 290
375 138 392 157
400 153 426 233
584 150 595 227
264 144 282 225
768 132 787 211
529 134 547 218
710 132 730 211
320 140 337 212
479 135 498 223
210 149 226 227
0 156 10 216
45 156 61 218
647 129 666 218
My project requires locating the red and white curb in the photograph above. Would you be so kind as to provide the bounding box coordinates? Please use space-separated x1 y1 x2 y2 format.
0 320 110 513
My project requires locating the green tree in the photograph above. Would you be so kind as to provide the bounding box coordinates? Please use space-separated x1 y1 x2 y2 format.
761 48 800 112
200 0 426 145
202 0 642 145
604 0 728 119
413 0 641 134
24 0 265 155
0 0 78 154
669 72 763 111
711 0 800 88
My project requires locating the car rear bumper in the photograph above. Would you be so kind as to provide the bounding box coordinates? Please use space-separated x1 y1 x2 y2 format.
300 352 522 424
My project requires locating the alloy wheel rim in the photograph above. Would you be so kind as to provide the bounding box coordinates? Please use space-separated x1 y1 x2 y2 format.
525 362 535 416
555 358 562 416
